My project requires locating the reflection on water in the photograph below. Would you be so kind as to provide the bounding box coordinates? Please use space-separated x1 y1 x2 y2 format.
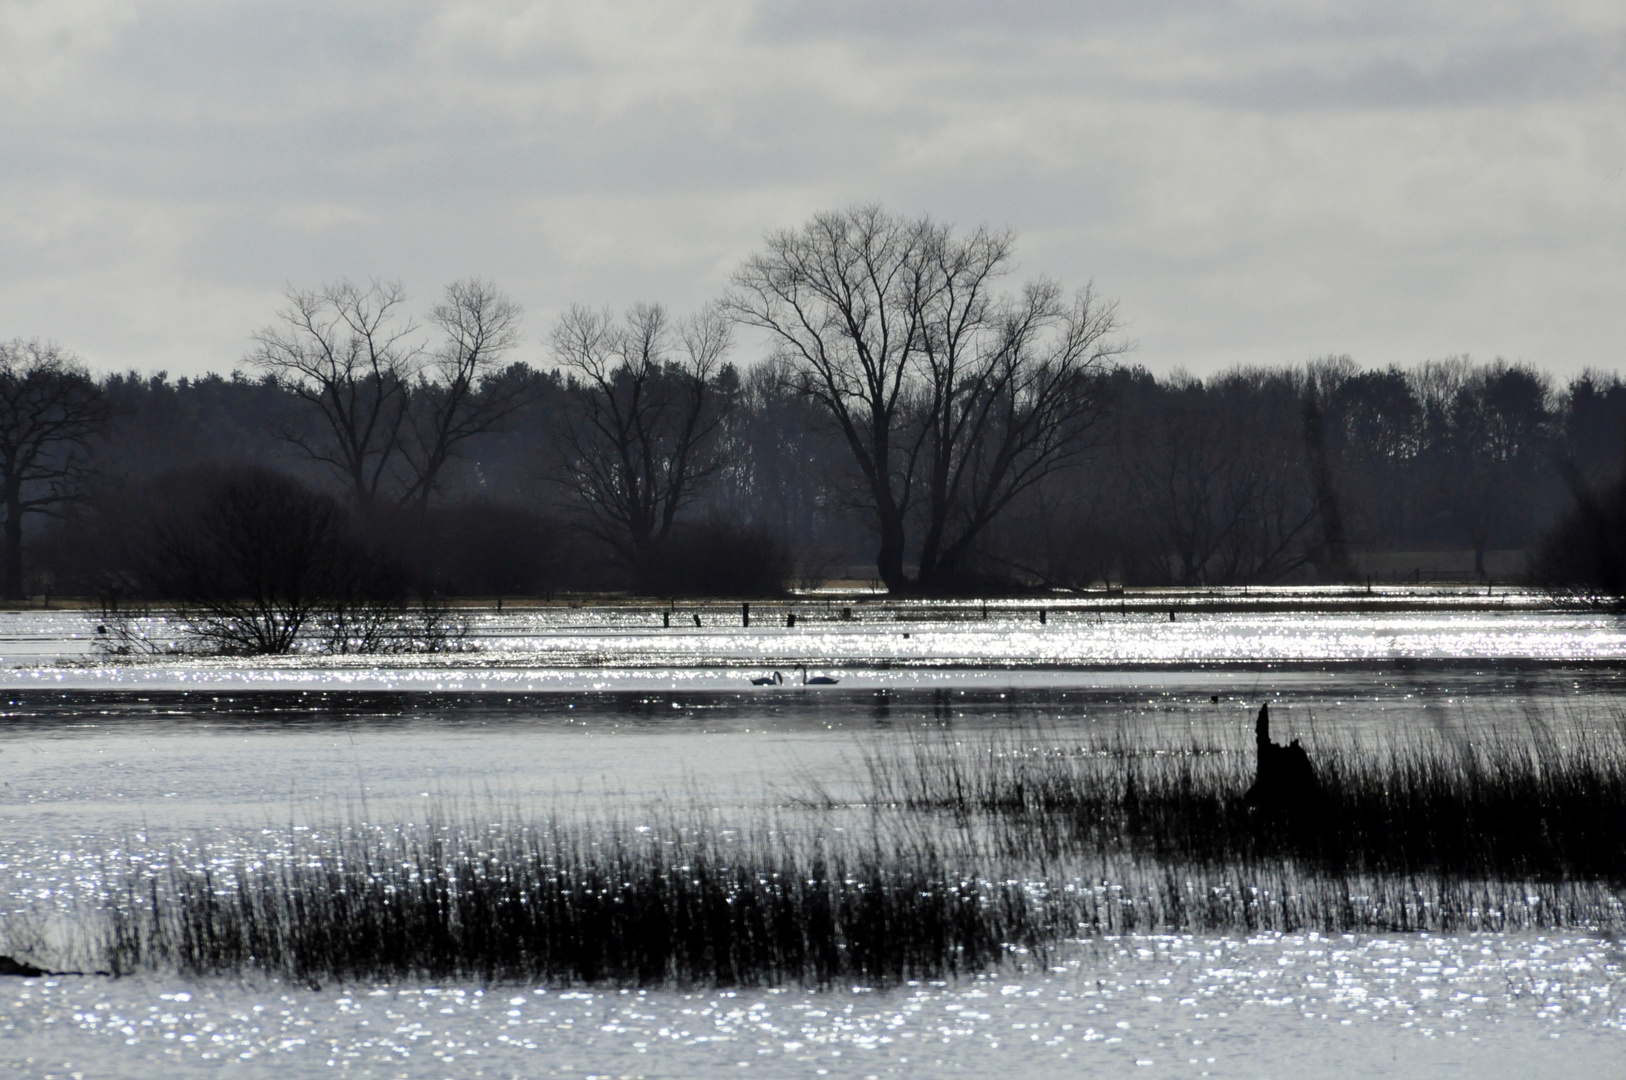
3 594 1625 693
1 934 1620 1077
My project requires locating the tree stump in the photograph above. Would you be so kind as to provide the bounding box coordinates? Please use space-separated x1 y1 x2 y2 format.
1244 703 1320 815
0 955 47 977
0 954 104 977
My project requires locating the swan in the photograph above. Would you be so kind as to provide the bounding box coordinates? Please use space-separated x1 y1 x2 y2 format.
750 671 784 686
798 665 839 685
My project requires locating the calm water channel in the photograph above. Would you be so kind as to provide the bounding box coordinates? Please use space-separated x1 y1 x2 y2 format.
2 592 1623 1076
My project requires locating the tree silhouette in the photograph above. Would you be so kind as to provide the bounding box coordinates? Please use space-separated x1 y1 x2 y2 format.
0 340 107 600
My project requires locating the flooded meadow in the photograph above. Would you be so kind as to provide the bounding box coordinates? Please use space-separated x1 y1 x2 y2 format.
1 588 1622 1076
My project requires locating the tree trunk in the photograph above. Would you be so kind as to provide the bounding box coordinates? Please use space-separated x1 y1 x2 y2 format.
1302 396 1353 582
917 532 977 593
3 490 23 602
916 523 945 590
876 516 907 593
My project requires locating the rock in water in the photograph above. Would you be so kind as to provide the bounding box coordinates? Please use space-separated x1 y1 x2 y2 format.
0 955 49 977
1244 703 1320 815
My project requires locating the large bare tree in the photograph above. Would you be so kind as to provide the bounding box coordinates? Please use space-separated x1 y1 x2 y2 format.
550 303 732 569
403 278 527 509
249 280 420 510
728 208 934 590
0 340 108 600
914 274 1124 588
728 206 1123 592
250 278 527 512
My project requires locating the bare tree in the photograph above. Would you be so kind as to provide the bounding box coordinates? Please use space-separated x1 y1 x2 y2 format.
138 466 359 654
551 303 733 570
728 206 1123 592
116 465 467 656
0 340 108 600
402 279 527 508
914 274 1124 588
249 280 421 510
250 278 528 513
1301 355 1360 581
729 208 931 591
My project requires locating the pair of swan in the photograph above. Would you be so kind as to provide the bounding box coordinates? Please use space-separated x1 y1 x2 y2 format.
750 666 839 686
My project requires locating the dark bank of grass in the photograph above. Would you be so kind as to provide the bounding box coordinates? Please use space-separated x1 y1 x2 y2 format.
837 718 1626 883
96 799 1626 988
99 817 1062 987
81 706 1626 987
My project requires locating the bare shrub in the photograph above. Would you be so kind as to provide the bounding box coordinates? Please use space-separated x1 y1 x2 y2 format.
99 465 468 655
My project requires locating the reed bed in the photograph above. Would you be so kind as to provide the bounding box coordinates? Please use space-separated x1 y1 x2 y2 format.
98 815 1062 986
55 707 1626 986
836 717 1626 882
93 800 1625 988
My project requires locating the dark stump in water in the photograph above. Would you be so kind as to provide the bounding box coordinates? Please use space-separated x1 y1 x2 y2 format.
0 955 49 977
1244 703 1321 817
0 954 105 977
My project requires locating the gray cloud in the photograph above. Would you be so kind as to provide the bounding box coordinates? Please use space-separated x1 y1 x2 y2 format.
1 0 1623 377
1209 35 1626 110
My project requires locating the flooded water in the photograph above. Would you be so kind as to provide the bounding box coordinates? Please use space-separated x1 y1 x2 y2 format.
2 591 1623 1076
4 589 1625 692
2 934 1620 1077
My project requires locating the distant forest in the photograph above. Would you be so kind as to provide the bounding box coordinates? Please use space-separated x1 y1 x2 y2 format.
4 210 1624 601
10 351 1622 601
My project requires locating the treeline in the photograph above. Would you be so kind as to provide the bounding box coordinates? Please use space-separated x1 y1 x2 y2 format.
4 207 1625 600
53 355 1626 593
994 357 1626 588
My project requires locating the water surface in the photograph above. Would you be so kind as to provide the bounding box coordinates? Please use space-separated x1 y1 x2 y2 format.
3 934 1620 1077
3 592 1622 1077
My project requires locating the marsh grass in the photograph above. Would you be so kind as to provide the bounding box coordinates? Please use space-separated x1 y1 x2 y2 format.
98 814 1061 986
835 716 1626 882
94 798 1625 987
68 707 1626 987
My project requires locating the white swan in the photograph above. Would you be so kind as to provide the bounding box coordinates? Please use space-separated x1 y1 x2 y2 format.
798 665 839 685
750 671 784 686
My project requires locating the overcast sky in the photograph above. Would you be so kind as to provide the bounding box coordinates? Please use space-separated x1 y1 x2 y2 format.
3 1 1623 379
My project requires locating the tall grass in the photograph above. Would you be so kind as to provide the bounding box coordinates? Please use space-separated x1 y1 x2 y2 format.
65 711 1626 986
833 718 1626 882
99 815 1061 986
94 800 1625 987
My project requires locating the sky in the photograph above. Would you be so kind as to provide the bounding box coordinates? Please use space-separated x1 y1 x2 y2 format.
2 0 1623 380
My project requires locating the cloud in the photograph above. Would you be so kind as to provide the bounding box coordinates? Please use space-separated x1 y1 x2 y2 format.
1 0 1623 376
